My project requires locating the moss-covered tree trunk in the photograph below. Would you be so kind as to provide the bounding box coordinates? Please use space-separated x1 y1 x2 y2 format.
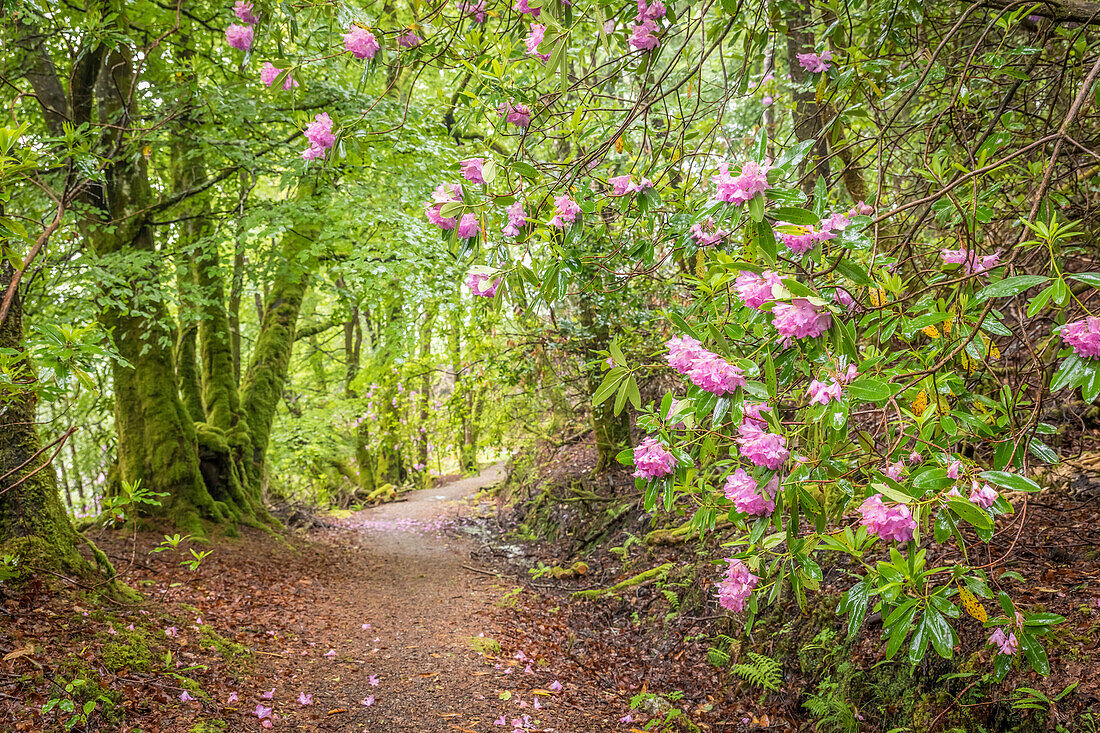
578 292 631 472
0 262 109 576
448 305 478 473
240 184 322 496
416 307 436 488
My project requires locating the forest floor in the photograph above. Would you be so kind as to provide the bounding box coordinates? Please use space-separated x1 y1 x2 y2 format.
0 464 627 732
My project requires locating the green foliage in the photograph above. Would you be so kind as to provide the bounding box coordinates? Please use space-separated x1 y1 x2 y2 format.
730 652 783 692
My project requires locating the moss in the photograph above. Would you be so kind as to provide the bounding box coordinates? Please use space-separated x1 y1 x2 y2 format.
468 636 502 656
99 626 154 673
189 721 228 733
573 563 675 600
198 626 250 659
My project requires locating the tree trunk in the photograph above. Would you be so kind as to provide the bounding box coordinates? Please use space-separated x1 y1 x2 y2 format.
0 262 110 577
239 184 322 496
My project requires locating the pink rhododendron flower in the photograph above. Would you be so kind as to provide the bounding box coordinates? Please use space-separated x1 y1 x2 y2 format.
525 24 549 62
989 628 1018 656
772 299 832 342
713 161 771 204
736 425 789 470
228 692 239 703
762 95 775 106
515 0 541 17
832 287 856 309
686 351 746 395
369 674 380 686
666 335 705 374
690 218 728 247
715 558 759 612
632 437 677 479
344 26 379 59
807 379 842 405
460 158 486 184
941 248 1000 275
884 461 905 480
837 364 859 384
1061 316 1100 359
969 481 998 509
609 175 635 196
324 649 336 658
398 30 423 48
255 704 273 719
457 212 481 239
466 272 500 297
549 680 563 691
741 402 769 431
797 48 833 73
777 222 836 254
425 182 463 229
298 692 313 706
260 62 298 89
858 494 916 542
908 451 923 464
502 201 527 236
362 695 375 706
636 0 666 20
262 688 275 699
549 195 581 227
234 1 258 24
460 0 487 23
735 270 783 309
849 200 874 216
947 460 962 479
498 101 532 127
820 212 852 232
165 626 178 637
226 24 254 51
629 19 660 51
180 691 196 702
723 469 777 517
301 113 336 161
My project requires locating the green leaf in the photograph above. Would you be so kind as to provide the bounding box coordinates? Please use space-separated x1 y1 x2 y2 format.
625 375 641 410
947 497 993 531
978 470 1041 493
748 194 765 223
1050 354 1086 392
770 207 819 225
1068 272 1100 289
1023 612 1065 626
592 368 625 405
908 613 931 663
1018 633 1050 676
973 275 1049 303
846 379 896 402
756 220 777 264
925 610 956 659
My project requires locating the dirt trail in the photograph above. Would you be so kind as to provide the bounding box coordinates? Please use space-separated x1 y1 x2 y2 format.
249 465 614 732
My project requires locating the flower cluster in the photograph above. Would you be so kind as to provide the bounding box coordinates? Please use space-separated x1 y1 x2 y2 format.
858 494 916 542
665 336 745 395
525 24 549 62
609 175 652 197
712 161 771 204
690 218 729 247
460 158 485 184
343 26 380 60
941 248 1000 275
498 101 532 128
549 195 581 228
502 201 527 237
772 299 832 343
466 272 500 298
226 24 254 51
723 469 777 517
989 628 1018 656
969 481 998 509
260 63 298 90
776 222 837 254
234 1 259 24
628 0 665 51
735 270 782 309
632 437 676 479
807 379 842 405
715 559 759 612
515 0 541 17
797 48 833 73
301 113 336 161
1061 316 1100 359
425 183 463 229
736 423 789 469
457 213 481 239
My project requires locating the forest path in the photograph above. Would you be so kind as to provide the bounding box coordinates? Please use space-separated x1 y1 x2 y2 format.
249 464 610 732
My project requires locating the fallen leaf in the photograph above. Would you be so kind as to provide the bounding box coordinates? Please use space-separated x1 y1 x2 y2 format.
326 708 347 715
3 645 34 661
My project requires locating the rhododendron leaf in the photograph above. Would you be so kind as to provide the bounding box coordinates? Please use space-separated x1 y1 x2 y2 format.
1019 633 1049 675
813 175 828 216
754 220 777 263
979 315 1012 337
512 162 539 179
1083 362 1100 403
747 194 765 223
973 275 1049 303
1067 272 1100 288
925 610 956 659
770 207 818 225
979 470 1040 493
592 368 625 405
437 201 465 218
1049 354 1085 392
1023 612 1065 627
772 140 816 173
947 498 992 532
1028 438 1058 464
613 379 630 415
933 509 960 544
665 312 701 341
845 379 895 403
908 614 931 663
912 468 952 494
626 376 641 410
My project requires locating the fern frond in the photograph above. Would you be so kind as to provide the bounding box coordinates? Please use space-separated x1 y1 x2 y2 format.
731 652 782 691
